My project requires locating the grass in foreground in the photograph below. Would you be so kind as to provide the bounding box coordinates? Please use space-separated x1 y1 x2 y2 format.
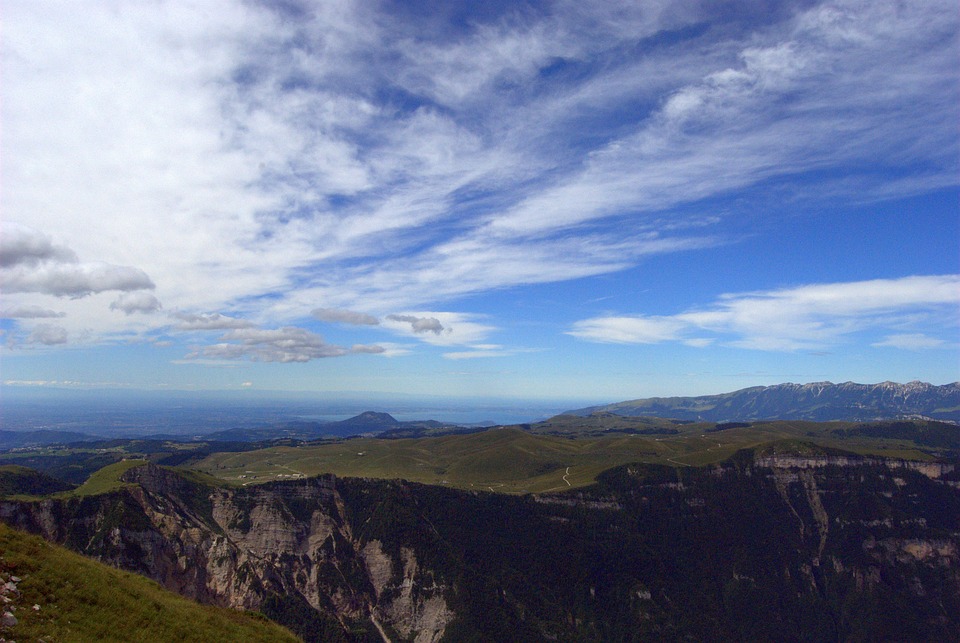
0 522 298 642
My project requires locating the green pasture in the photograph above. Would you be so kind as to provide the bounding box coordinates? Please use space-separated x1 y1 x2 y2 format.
195 420 947 494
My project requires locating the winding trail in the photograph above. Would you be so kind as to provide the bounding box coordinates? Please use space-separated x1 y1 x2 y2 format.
666 438 725 466
562 467 572 487
370 612 391 643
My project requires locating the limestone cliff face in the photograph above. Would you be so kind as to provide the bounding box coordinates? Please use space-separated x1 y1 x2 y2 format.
0 465 452 642
756 454 955 478
2 457 959 641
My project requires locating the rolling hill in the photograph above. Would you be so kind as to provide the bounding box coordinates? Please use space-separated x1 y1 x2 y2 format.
195 418 958 494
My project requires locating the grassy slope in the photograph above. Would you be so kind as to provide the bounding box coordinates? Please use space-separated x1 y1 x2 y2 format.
0 460 148 501
195 420 943 494
0 465 75 496
33 458 149 499
0 522 298 643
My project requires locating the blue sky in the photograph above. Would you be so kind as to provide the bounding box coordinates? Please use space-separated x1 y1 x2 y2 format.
1 0 958 402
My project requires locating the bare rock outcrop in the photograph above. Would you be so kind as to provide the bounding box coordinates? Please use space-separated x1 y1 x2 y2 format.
0 465 454 641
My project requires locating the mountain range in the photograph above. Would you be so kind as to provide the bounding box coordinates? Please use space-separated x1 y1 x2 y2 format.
568 380 960 422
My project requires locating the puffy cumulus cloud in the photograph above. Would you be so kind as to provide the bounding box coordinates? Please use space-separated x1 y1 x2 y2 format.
350 344 386 354
0 305 65 319
0 223 78 267
0 224 154 298
381 312 496 347
570 275 960 351
185 326 385 363
386 314 445 335
172 312 254 331
3 262 155 298
110 292 162 315
312 308 380 326
27 323 68 345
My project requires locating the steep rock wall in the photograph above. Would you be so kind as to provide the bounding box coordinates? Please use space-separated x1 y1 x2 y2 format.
2 458 959 641
0 465 452 642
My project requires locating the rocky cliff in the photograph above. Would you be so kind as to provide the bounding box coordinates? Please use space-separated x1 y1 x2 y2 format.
2 455 959 641
0 466 451 642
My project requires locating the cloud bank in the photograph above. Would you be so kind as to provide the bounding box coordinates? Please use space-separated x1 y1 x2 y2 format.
186 326 383 363
570 275 960 351
3 0 954 337
0 225 154 298
1 0 956 397
312 308 380 326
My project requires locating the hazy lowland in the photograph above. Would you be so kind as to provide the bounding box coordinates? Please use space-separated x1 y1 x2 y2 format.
1 381 959 641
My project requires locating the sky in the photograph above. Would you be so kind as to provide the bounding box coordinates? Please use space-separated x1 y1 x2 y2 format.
1 0 958 404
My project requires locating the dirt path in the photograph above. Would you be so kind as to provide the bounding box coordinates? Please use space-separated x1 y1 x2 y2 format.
370 612 391 643
562 466 572 486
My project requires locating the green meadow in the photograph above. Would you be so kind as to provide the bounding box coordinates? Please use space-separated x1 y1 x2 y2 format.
195 420 944 494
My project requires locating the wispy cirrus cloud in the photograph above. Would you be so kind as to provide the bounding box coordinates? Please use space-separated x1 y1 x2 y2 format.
442 344 535 360
2 0 956 363
570 275 960 351
872 334 951 351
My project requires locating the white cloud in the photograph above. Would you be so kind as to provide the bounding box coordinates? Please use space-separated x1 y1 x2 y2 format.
386 314 445 335
367 342 413 358
111 292 162 315
350 344 387 354
0 223 77 266
571 275 960 351
872 334 949 350
2 0 955 353
0 305 65 319
172 312 254 331
442 344 534 360
569 316 687 344
313 308 380 325
3 263 155 298
184 325 385 363
381 312 495 346
27 324 68 346
0 224 154 298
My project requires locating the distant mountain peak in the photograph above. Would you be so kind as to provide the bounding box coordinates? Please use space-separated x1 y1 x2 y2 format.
348 411 399 425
